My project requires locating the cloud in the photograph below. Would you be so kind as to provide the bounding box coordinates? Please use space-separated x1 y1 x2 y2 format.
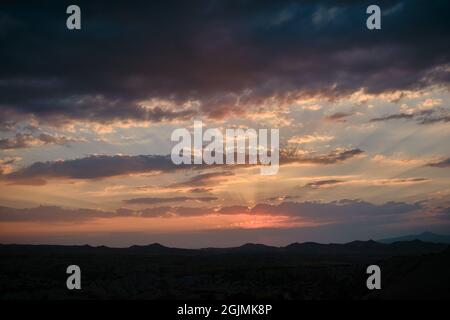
427 158 450 168
374 178 430 185
303 179 344 188
189 187 214 193
324 112 354 122
266 195 298 202
288 134 334 144
370 109 450 124
123 196 218 205
0 156 21 175
169 171 235 188
301 177 430 189
0 199 424 223
1 147 365 185
370 154 426 166
0 1 449 125
281 148 364 165
419 115 450 124
1 154 181 185
141 206 215 218
0 204 218 221
419 98 443 109
138 199 423 222
0 205 113 222
248 200 422 223
0 133 80 150
312 6 341 27
301 104 322 111
370 113 415 122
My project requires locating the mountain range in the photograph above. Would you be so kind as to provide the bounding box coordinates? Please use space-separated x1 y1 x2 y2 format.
1 232 449 256
378 231 450 244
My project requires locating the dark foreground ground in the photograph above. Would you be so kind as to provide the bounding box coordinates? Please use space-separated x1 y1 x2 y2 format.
1 240 449 300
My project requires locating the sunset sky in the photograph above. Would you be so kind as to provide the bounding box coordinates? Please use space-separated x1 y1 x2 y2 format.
0 0 449 247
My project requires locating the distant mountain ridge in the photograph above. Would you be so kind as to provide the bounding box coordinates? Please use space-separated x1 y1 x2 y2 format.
1 238 448 257
378 231 450 244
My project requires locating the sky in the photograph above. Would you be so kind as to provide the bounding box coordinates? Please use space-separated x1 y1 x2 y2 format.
0 0 449 247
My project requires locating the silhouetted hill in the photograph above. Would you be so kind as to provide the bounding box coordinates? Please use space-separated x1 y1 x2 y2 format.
378 231 450 244
127 243 194 254
201 243 278 254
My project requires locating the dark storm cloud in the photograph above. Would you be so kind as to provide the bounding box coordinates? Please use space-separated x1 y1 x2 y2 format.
0 0 449 125
0 148 364 185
